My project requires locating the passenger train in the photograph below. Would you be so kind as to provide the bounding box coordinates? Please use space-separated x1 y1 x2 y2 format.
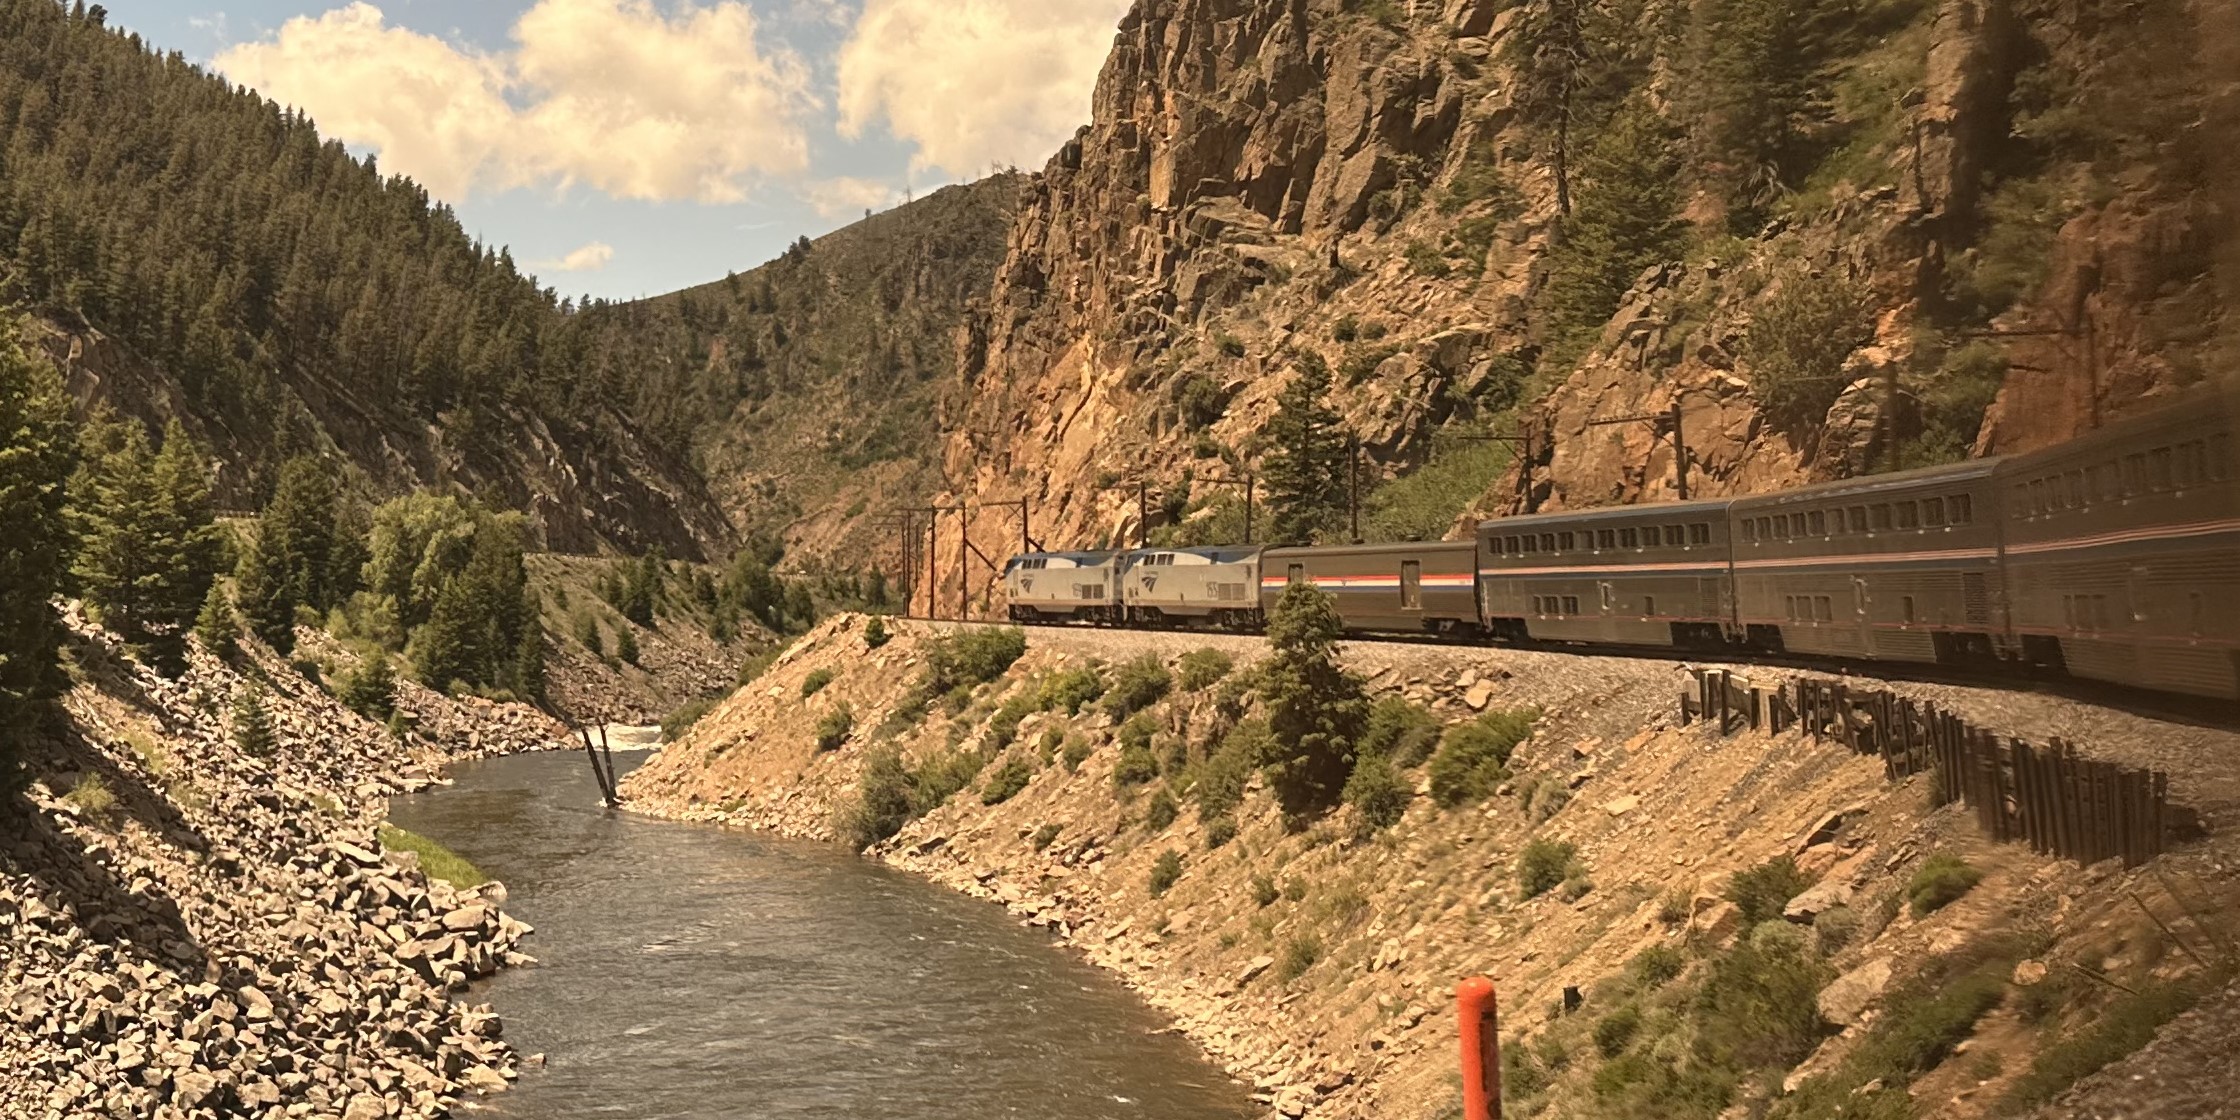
1001 387 2240 701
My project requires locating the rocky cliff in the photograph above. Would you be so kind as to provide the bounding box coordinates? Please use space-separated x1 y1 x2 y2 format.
906 0 2239 613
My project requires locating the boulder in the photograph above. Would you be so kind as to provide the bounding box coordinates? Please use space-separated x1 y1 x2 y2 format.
1783 879 1855 924
1818 958 1894 1026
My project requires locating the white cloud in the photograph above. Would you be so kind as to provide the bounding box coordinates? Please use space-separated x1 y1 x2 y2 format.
837 0 1130 176
215 1 813 204
542 241 616 272
805 176 901 219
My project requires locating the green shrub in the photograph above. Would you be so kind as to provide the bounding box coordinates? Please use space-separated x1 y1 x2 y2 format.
338 655 397 722
1727 857 1816 925
1773 955 2019 1119
64 773 117 821
2003 979 2205 1110
735 648 780 687
1283 877 1308 902
1114 742 1161 789
981 756 1034 805
661 696 720 742
1145 787 1179 831
1258 585 1370 820
1630 944 1686 988
1037 665 1106 713
1359 695 1441 767
1342 753 1411 831
1148 849 1184 897
1031 822 1062 851
1251 874 1280 908
1517 839 1578 900
986 695 1036 751
1742 271 1875 430
1061 736 1093 772
863 614 890 649
614 626 640 666
1102 655 1173 719
800 668 835 697
1695 928 1835 1072
1428 708 1539 806
921 627 1027 694
1204 816 1238 849
910 747 989 812
1278 932 1323 981
1594 1005 1644 1058
843 747 915 850
1177 648 1233 691
1814 906 1861 955
1037 727 1065 762
814 703 854 753
1907 854 1982 917
1193 720 1264 820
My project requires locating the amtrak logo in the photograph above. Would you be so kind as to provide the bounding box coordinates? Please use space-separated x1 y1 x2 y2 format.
1021 577 1034 593
1142 575 1159 593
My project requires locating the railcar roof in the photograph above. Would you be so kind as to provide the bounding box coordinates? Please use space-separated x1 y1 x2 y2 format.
1128 546 1264 563
1011 549 1123 564
1262 539 1475 558
1730 457 2002 508
1474 498 1735 532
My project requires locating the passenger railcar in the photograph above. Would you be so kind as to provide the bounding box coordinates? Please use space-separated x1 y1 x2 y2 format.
1003 550 1128 624
1475 500 1736 647
1121 546 1265 628
1260 542 1480 636
1997 388 2240 699
1729 460 2007 665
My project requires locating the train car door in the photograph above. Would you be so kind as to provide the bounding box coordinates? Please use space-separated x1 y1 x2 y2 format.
1401 562 1423 611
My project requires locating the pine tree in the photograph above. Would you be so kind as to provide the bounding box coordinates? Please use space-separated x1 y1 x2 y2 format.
409 577 479 692
1262 354 1352 546
0 321 79 766
232 685 276 759
338 654 397 721
511 607 547 704
1541 99 1688 344
70 416 165 654
194 583 238 660
238 456 339 652
1684 0 1835 229
1256 584 1368 823
614 625 640 667
144 422 221 674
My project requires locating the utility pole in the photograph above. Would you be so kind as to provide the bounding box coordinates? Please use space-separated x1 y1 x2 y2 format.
1955 317 2098 432
1588 400 1690 500
1445 421 1542 512
1348 433 1364 543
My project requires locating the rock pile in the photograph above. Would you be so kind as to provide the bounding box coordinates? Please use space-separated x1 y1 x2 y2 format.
1 613 536 1118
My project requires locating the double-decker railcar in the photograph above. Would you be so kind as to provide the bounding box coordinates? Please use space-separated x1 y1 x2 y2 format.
1475 500 1736 647
1997 388 2240 699
1003 550 1128 624
1120 546 1265 628
1260 542 1480 637
1729 460 2006 664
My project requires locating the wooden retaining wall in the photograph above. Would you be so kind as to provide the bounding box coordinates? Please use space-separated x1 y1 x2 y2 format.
1681 670 2201 867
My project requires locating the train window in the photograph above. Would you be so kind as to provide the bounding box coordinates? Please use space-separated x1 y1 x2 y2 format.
1784 596 1796 621
1489 538 1505 556
1507 535 1522 554
1848 507 1868 532
1401 562 1422 610
1689 522 1712 545
1773 514 1790 539
1643 595 1657 617
2211 435 2233 481
2066 471 2087 508
1901 596 1917 624
2123 453 2146 496
1895 501 1920 529
1807 511 1827 536
1288 563 1306 586
2177 442 2205 489
1659 525 1679 547
1541 533 1558 552
1923 498 1945 527
1562 596 1580 615
1741 520 1756 543
1815 596 1833 622
1950 494 1972 524
1559 532 1577 551
1598 529 1616 550
1870 504 1893 531
2150 447 2174 491
2030 479 2051 515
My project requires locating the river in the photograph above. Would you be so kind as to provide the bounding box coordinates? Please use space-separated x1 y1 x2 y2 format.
386 749 1258 1120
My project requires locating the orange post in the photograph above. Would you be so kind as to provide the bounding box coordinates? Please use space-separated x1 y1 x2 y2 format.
1458 976 1501 1120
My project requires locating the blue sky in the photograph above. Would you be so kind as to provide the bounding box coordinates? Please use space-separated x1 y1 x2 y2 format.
98 0 1132 301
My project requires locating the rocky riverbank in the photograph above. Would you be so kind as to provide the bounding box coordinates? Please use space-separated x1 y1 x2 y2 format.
625 616 2240 1120
1 614 555 1119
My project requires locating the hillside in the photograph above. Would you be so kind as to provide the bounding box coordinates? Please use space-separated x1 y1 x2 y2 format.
570 177 1025 563
0 0 726 557
621 617 2240 1120
908 0 2240 611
